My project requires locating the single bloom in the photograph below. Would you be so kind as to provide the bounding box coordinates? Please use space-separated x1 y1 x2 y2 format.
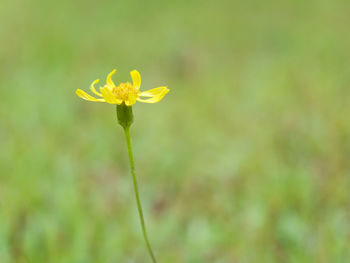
76 69 169 106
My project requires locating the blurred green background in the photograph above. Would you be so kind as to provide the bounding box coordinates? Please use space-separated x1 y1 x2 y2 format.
1 0 350 262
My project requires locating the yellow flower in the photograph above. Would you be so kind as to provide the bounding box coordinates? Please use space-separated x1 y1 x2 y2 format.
76 69 169 106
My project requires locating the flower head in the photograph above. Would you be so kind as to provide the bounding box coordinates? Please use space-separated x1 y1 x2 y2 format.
76 69 169 106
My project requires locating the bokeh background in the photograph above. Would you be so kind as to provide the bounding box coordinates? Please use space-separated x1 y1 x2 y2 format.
1 0 350 262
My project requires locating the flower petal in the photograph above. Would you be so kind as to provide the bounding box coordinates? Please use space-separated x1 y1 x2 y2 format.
130 70 141 90
137 87 169 103
125 92 137 106
100 86 121 104
76 89 105 102
90 79 102 97
106 69 117 87
138 87 168 97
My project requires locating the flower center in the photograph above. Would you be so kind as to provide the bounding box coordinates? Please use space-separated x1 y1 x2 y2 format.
113 82 138 101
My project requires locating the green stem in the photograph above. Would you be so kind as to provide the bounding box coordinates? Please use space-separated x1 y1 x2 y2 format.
123 126 157 263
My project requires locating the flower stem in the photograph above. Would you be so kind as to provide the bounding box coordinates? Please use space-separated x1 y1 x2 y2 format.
123 126 157 263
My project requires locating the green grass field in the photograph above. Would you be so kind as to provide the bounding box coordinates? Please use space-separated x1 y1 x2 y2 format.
1 0 350 262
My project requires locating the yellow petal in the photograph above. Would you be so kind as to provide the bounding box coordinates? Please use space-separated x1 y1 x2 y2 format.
130 70 141 90
76 89 105 102
138 87 168 97
100 86 121 104
137 87 169 103
106 69 117 87
90 79 102 97
125 92 137 106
